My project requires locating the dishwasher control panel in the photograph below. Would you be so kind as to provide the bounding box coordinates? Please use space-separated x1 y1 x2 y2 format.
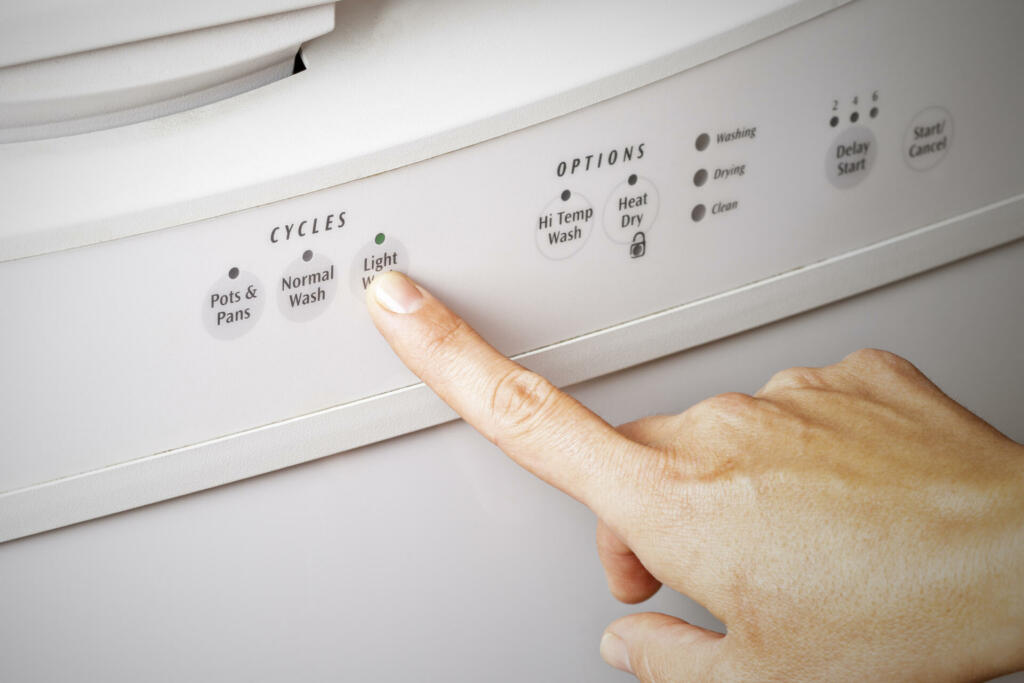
2 0 1022 541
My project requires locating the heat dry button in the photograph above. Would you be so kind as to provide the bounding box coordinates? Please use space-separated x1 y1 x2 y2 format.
203 267 265 340
351 232 409 297
603 174 659 244
278 250 338 322
536 190 593 259
826 125 877 189
904 107 953 171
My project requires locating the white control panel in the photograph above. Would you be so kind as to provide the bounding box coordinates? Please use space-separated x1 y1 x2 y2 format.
1 0 1023 540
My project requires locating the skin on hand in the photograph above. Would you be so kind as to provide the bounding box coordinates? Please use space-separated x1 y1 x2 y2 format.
365 270 1024 682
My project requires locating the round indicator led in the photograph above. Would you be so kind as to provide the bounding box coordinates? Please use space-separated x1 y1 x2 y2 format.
375 233 386 245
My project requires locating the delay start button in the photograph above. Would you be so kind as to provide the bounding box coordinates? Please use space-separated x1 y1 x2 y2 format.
604 174 659 244
351 232 408 297
825 125 877 189
536 190 593 260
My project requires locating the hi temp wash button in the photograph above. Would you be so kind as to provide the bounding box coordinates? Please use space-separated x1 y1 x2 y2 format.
351 232 409 297
603 174 659 244
826 125 877 189
536 190 593 259
203 267 265 340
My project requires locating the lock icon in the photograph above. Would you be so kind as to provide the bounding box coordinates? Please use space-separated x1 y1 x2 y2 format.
629 231 646 258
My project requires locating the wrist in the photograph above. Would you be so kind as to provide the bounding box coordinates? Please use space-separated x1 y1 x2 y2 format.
977 442 1024 676
1008 446 1024 671
940 441 1024 681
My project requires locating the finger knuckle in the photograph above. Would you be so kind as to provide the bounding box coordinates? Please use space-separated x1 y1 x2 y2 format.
632 641 686 683
688 392 758 425
420 313 468 363
616 415 670 445
677 393 759 452
674 394 764 482
764 366 827 393
842 347 920 378
488 367 559 438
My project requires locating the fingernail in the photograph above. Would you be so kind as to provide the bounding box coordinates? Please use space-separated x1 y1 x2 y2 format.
371 271 424 314
600 632 632 674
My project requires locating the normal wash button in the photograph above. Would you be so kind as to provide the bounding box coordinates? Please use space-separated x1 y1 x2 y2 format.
278 249 338 322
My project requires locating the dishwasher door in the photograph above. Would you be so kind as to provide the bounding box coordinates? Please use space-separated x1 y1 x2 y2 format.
1 238 1021 683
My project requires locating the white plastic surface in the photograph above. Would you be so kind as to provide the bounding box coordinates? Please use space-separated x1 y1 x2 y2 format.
0 5 335 142
0 0 849 261
0 0 334 67
2 198 1020 543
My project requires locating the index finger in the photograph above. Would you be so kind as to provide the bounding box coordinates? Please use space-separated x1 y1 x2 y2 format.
365 271 644 514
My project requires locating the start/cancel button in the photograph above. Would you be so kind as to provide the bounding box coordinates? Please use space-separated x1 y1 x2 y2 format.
904 106 953 172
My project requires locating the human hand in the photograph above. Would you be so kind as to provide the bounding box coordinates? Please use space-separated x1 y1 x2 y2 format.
365 271 1024 682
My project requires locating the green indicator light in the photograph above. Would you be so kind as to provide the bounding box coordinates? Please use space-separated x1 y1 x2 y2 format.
374 232 385 245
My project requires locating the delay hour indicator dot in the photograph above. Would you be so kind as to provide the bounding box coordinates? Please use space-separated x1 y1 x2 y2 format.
374 232 386 245
691 204 706 222
829 116 839 128
695 133 710 152
870 106 879 119
850 111 860 123
228 267 239 279
561 189 571 201
693 168 708 187
627 174 638 186
302 249 313 262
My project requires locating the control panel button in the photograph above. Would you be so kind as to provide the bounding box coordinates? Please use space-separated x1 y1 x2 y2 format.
203 268 265 340
536 190 593 260
604 174 659 244
826 125 877 189
904 106 952 171
278 250 337 322
351 232 408 297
